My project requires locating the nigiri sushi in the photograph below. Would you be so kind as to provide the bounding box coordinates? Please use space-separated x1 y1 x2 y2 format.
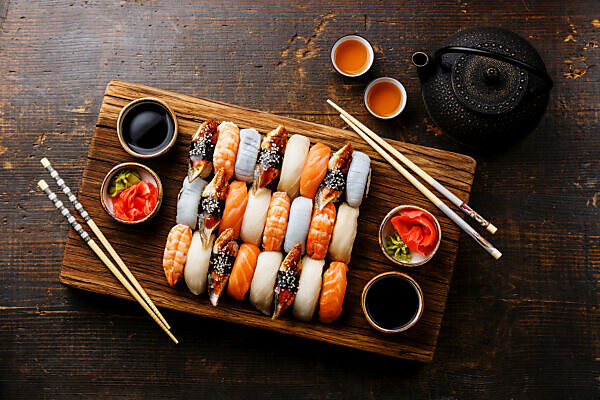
315 143 353 211
318 261 348 323
188 119 218 181
293 256 325 322
327 203 359 264
213 121 240 180
300 143 331 199
218 180 248 239
306 202 336 260
207 228 239 306
240 187 271 246
262 191 291 251
283 196 313 254
252 125 287 192
198 167 229 246
249 251 283 315
272 242 303 319
346 151 371 207
162 224 193 286
227 243 261 300
235 128 261 182
176 175 207 229
184 231 215 295
277 134 310 199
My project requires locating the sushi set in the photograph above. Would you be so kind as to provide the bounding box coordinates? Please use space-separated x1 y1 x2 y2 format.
58 80 478 362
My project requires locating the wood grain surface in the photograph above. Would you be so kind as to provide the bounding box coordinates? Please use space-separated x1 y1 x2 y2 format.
1 0 598 398
60 80 475 362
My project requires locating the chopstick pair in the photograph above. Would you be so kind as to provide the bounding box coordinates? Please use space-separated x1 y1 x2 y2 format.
38 159 178 343
327 100 502 260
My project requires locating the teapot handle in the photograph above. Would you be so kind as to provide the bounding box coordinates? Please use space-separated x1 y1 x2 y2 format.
434 46 553 93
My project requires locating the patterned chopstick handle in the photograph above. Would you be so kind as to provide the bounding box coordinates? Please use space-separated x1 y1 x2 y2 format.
37 180 91 243
40 158 90 222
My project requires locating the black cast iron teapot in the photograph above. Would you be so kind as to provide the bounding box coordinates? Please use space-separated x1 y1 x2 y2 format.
412 27 552 148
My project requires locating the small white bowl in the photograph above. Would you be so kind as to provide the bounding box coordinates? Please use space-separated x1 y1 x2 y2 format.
330 35 374 78
364 77 407 119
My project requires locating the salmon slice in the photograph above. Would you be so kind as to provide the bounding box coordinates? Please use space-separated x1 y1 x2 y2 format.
162 224 193 286
306 202 336 260
219 180 248 240
227 243 261 300
299 143 331 200
213 121 240 180
318 261 348 323
262 191 291 251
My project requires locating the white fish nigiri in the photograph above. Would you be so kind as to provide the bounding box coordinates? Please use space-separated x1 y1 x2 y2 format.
277 134 310 199
292 256 325 322
176 176 207 229
240 187 271 246
249 251 283 315
235 128 261 182
328 203 359 263
345 151 371 207
283 196 313 254
184 232 214 295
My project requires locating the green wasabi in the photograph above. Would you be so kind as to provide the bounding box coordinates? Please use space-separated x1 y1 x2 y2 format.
385 232 411 262
108 169 141 197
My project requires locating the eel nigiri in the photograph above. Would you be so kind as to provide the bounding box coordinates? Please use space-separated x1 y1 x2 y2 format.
184 232 214 295
227 243 261 300
299 143 331 200
318 261 348 323
292 256 325 322
272 242 303 319
315 143 353 211
176 175 207 229
198 167 229 246
249 251 283 315
283 196 313 254
253 125 287 192
162 224 193 286
207 228 239 306
240 187 271 246
218 180 248 240
346 151 371 207
327 203 359 264
306 202 336 260
235 128 262 182
213 121 240 181
277 134 310 199
188 119 218 181
262 191 291 251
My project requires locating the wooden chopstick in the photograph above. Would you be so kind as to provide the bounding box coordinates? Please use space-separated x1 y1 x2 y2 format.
37 180 178 344
40 158 171 330
327 99 498 235
339 114 502 260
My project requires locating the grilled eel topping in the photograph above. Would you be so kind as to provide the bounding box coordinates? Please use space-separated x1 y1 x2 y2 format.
189 119 219 181
315 142 353 211
272 242 303 319
198 167 229 246
208 228 239 306
252 125 288 192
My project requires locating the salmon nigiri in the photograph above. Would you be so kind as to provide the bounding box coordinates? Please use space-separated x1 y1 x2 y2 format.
262 191 291 251
219 180 248 239
273 242 303 319
207 228 239 306
306 202 336 260
162 224 193 286
318 261 348 323
213 121 240 180
300 143 331 199
315 143 353 212
227 243 261 300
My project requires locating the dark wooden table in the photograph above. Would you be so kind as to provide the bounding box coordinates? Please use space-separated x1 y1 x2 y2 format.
1 1 598 398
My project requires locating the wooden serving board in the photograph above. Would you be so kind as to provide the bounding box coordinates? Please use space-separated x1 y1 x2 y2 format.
60 80 476 362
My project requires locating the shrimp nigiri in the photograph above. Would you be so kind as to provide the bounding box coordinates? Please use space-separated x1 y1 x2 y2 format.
198 167 229 246
162 224 193 286
253 125 287 192
315 143 353 211
213 121 240 180
227 243 261 300
272 242 303 319
306 202 336 260
188 119 218 181
299 143 331 199
262 191 291 251
218 180 248 240
207 228 239 306
318 261 348 323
